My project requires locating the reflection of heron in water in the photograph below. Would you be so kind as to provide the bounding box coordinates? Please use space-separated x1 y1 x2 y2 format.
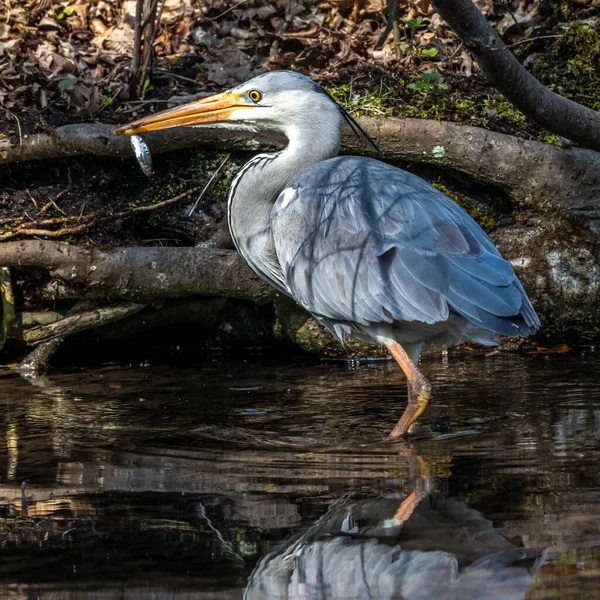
244 495 544 600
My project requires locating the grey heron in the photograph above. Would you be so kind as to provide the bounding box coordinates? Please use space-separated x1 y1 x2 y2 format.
113 70 540 439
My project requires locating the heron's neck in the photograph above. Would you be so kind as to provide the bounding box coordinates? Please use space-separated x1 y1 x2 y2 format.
228 125 340 286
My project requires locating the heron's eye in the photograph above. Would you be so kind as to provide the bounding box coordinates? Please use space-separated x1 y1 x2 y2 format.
248 90 262 103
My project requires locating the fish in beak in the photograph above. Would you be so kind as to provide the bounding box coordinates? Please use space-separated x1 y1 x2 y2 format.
113 91 248 136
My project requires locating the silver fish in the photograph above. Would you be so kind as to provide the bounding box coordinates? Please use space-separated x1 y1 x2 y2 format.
130 134 153 177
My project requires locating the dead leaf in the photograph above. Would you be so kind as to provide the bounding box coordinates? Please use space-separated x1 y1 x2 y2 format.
0 24 10 39
280 24 320 39
0 38 22 56
229 27 255 40
67 80 100 115
473 0 494 16
36 50 79 77
37 16 60 31
459 50 473 77
413 0 433 15
497 5 539 40
89 18 108 37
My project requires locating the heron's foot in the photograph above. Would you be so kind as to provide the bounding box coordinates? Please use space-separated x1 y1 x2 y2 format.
387 376 432 440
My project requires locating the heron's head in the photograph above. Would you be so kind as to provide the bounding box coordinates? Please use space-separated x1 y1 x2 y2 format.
113 71 343 138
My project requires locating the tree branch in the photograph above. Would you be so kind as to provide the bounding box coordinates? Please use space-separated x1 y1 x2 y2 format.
431 0 600 152
0 122 284 163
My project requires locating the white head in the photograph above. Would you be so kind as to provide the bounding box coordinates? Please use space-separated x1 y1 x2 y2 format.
227 71 344 137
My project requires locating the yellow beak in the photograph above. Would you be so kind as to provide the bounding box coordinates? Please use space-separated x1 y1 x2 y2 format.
113 91 248 136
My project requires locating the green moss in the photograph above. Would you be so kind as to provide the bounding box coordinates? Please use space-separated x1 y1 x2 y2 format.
326 81 393 117
396 89 489 126
548 0 580 20
541 132 560 147
213 164 240 201
528 21 600 111
469 207 498 230
483 96 528 127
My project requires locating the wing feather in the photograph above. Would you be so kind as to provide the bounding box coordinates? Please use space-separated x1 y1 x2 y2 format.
271 157 540 338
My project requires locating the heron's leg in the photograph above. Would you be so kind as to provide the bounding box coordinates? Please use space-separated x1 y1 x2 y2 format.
392 491 422 521
392 443 432 522
382 340 431 439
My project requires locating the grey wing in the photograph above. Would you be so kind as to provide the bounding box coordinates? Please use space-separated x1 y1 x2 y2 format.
271 157 540 337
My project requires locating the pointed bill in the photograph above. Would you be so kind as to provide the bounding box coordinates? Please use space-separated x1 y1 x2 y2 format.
113 91 249 136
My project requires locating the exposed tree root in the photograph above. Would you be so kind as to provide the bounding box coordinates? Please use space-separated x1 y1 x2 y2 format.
0 123 282 164
0 240 273 304
23 302 146 345
349 118 600 224
2 119 599 223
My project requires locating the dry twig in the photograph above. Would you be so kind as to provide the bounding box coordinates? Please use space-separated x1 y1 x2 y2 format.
188 153 231 217
0 185 210 241
495 35 565 51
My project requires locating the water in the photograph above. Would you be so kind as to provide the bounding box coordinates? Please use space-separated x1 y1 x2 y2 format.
0 353 599 599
